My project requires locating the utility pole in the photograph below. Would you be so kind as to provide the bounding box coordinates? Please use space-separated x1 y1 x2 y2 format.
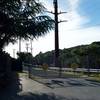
26 43 29 53
26 42 31 78
53 0 67 77
19 37 21 53
30 39 33 55
45 0 67 77
53 0 59 68
13 49 16 58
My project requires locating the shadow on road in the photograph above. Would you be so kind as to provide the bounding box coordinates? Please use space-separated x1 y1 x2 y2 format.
16 92 80 100
0 72 80 100
33 78 100 89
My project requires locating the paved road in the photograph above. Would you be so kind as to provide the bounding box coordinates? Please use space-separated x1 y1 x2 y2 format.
21 77 100 100
0 74 100 100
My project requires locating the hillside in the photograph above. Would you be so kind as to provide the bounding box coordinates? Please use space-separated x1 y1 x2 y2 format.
34 41 100 69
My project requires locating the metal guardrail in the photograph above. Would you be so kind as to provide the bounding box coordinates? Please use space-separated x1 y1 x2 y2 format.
22 63 100 78
49 67 100 73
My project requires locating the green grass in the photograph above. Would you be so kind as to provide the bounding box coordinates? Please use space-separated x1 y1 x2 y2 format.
17 70 100 83
64 71 100 82
87 74 100 82
63 71 86 78
18 72 28 77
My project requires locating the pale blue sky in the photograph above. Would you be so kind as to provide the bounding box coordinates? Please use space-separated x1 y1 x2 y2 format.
78 0 100 27
5 0 100 57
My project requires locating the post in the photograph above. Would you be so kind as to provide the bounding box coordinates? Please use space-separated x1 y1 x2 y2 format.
30 39 33 55
53 0 59 67
13 49 15 58
26 43 29 53
46 0 67 77
19 37 21 53
87 55 90 76
19 37 23 71
53 0 62 77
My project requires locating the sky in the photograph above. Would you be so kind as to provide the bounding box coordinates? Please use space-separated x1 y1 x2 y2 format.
5 0 100 58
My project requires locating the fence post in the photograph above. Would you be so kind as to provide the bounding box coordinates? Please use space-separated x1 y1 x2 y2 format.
28 64 32 78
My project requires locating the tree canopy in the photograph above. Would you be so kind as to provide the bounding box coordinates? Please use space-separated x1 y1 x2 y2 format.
34 42 100 69
0 0 54 51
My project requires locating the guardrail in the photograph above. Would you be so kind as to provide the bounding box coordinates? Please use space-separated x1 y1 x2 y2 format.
49 67 100 73
22 63 100 78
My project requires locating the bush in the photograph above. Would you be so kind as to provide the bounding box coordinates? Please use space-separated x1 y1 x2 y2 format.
0 51 12 88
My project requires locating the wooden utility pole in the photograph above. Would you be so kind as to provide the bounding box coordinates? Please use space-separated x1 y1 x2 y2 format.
53 0 67 77
53 0 59 68
46 0 67 77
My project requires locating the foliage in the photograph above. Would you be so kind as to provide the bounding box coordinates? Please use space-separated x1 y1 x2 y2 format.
35 51 54 65
0 51 13 87
42 63 48 71
71 63 79 72
34 41 100 69
17 52 33 64
0 51 11 72
0 0 54 50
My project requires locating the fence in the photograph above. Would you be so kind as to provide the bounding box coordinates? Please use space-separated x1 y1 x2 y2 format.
22 63 61 78
22 62 100 79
